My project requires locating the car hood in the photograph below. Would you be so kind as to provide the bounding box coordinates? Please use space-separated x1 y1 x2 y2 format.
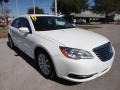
37 28 109 51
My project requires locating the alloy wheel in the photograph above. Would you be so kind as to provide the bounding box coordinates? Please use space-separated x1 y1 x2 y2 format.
38 53 51 76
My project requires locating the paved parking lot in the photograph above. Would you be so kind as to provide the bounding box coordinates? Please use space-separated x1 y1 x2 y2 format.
0 24 120 90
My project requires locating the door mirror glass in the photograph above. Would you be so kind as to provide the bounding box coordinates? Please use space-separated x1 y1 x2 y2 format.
19 27 29 33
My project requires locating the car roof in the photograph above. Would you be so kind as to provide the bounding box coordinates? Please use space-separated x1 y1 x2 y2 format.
17 14 62 18
12 14 63 22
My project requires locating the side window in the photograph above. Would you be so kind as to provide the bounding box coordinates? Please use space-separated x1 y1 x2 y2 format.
11 19 20 28
20 18 31 30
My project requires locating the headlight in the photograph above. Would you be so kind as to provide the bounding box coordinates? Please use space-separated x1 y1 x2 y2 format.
59 47 93 60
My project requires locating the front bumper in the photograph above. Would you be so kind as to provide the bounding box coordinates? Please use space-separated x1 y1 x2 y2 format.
52 50 115 82
62 65 111 82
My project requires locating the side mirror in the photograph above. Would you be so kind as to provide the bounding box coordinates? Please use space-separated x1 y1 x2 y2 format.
19 27 29 33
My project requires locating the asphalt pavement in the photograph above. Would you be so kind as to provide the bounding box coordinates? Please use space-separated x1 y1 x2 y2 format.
0 24 120 90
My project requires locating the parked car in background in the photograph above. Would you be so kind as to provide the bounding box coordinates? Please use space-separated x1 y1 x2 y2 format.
8 14 115 82
76 19 86 24
114 14 120 24
0 19 5 26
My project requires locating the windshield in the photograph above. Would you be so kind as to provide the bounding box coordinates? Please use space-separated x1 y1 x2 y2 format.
31 16 75 31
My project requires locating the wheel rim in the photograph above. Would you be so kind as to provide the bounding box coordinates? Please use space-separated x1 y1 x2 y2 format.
38 53 51 75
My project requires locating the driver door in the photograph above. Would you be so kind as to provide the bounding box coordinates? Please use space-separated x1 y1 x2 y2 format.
18 17 33 56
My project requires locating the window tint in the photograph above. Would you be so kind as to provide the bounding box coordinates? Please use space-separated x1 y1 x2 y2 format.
31 16 75 31
20 18 29 28
19 18 32 32
11 18 32 33
11 19 20 28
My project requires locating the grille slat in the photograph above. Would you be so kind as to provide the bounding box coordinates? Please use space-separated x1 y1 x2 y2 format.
95 48 109 53
93 42 113 62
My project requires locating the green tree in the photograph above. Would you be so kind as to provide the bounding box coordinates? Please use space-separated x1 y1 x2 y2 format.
28 7 44 14
52 0 88 15
93 0 120 23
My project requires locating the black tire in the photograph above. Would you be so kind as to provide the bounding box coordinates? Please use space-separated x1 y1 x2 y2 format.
36 50 56 79
8 35 15 49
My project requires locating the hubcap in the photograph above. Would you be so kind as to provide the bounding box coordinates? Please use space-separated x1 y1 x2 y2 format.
38 54 51 75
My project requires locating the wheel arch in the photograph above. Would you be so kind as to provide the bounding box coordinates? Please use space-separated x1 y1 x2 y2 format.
34 46 57 76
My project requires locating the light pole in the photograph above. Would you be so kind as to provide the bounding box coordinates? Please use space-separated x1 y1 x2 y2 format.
16 0 19 16
54 0 57 15
32 0 35 14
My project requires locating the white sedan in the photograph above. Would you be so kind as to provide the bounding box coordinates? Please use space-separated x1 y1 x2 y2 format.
8 15 115 82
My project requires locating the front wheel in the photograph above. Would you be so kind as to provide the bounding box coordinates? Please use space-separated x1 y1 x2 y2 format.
37 51 56 79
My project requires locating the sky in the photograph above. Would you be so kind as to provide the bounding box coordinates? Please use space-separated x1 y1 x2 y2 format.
5 0 94 17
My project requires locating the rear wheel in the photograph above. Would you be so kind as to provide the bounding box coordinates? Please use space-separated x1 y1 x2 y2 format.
8 35 15 49
36 50 56 79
